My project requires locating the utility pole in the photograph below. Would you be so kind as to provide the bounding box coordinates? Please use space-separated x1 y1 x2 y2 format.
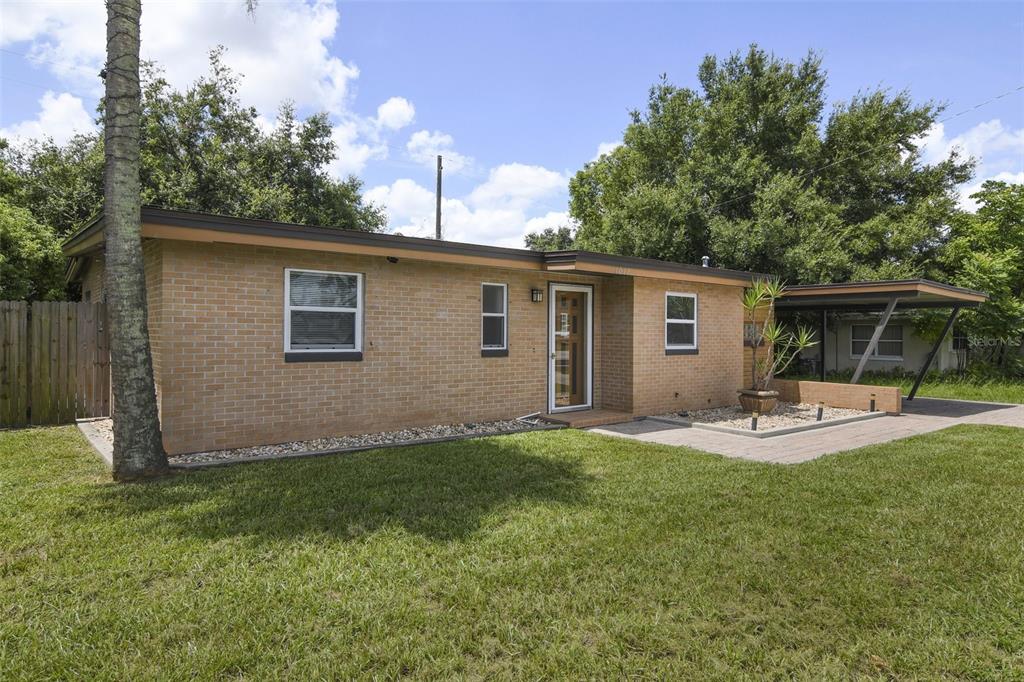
435 154 443 240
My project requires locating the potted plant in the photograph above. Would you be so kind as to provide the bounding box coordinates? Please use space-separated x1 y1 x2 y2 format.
740 279 817 414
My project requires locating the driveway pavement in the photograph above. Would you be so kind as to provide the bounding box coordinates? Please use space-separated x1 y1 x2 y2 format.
589 397 1024 464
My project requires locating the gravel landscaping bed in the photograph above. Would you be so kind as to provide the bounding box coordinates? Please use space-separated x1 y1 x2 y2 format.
655 402 867 431
85 418 115 444
170 419 548 465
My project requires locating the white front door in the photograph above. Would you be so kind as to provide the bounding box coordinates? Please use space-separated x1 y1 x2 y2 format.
548 283 593 413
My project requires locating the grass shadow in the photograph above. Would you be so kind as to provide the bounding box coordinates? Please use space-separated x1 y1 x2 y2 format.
79 434 591 543
901 396 1019 417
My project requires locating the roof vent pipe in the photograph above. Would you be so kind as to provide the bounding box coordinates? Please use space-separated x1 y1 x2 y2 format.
701 255 710 267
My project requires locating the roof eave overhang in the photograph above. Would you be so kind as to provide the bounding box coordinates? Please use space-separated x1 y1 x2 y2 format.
62 208 763 286
543 250 756 286
62 213 105 257
62 207 547 271
776 280 988 310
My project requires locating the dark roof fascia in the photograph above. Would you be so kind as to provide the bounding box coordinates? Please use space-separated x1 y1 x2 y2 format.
64 256 85 282
782 279 987 300
64 207 767 283
62 212 104 250
776 299 983 312
138 206 544 265
544 250 760 283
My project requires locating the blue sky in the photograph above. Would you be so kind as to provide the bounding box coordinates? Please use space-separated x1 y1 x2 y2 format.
2 1 1022 246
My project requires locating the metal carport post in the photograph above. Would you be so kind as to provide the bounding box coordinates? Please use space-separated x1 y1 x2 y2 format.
907 305 962 401
773 280 988 400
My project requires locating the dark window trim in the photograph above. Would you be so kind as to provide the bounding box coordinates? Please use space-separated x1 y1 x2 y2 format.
665 291 698 353
481 282 509 352
665 348 699 356
285 351 363 363
481 348 509 358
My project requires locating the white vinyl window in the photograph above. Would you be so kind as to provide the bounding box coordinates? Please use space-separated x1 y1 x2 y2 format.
665 292 697 350
851 324 903 360
481 283 508 350
284 268 362 353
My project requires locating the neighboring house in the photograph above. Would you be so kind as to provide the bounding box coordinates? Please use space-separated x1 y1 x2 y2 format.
805 314 963 375
63 207 755 454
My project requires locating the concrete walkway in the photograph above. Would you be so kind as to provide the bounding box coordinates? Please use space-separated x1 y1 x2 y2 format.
589 397 1024 464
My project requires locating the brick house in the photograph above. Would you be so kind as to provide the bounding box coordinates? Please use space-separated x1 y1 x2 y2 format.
64 207 757 454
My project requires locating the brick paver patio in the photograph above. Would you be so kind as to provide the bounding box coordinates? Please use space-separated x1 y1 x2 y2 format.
589 397 1024 464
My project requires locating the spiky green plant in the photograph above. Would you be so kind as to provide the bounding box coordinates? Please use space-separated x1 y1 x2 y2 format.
744 278 818 391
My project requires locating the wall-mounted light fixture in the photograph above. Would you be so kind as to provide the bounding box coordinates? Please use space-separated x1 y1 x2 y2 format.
531 288 543 303
386 256 399 264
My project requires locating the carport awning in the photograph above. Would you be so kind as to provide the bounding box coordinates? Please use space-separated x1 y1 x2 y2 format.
775 279 987 311
774 279 988 400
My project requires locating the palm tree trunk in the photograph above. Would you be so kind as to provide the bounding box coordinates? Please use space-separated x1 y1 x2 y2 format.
104 0 168 480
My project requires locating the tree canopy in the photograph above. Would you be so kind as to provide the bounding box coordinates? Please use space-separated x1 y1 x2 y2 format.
524 225 575 251
1 49 386 299
940 181 1024 371
0 197 64 301
555 45 974 284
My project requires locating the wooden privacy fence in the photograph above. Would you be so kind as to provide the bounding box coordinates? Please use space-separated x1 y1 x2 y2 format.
0 301 111 427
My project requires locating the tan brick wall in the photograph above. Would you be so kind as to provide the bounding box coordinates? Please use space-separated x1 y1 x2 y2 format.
156 240 610 453
771 379 902 414
631 277 744 416
600 276 633 412
143 241 164 415
74 243 165 414
82 238 750 452
80 257 105 303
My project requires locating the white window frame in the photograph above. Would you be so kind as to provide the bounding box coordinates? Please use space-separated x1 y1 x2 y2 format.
850 323 903 361
481 282 508 350
665 291 698 350
284 268 363 354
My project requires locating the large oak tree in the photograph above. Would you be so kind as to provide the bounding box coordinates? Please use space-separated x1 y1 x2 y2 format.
1 51 386 301
557 45 974 284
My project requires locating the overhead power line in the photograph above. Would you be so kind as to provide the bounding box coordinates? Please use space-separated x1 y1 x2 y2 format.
0 75 99 103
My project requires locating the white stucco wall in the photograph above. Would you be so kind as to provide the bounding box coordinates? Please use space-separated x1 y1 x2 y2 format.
801 315 960 374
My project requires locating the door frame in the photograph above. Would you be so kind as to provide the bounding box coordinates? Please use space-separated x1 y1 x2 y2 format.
547 282 594 413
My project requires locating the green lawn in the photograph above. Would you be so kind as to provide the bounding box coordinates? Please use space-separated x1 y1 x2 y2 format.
3 426 1024 679
786 371 1024 404
858 375 1024 404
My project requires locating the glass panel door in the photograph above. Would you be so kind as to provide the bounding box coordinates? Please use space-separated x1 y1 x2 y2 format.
552 289 588 408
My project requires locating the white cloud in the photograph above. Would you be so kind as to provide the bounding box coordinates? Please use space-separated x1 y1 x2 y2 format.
406 129 471 173
2 0 359 114
525 211 573 233
914 119 1024 211
958 171 1024 212
592 140 622 161
1 1 106 88
916 120 1024 169
327 120 387 177
365 179 435 226
375 97 415 130
1 0 407 180
467 163 566 210
368 163 569 248
0 91 94 145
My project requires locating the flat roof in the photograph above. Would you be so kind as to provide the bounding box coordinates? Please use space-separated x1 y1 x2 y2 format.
62 206 758 286
777 279 988 310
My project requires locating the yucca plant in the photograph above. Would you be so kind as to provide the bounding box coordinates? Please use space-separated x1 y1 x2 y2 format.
744 279 818 392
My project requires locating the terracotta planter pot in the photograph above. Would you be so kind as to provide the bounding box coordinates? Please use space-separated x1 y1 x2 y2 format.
738 389 779 414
